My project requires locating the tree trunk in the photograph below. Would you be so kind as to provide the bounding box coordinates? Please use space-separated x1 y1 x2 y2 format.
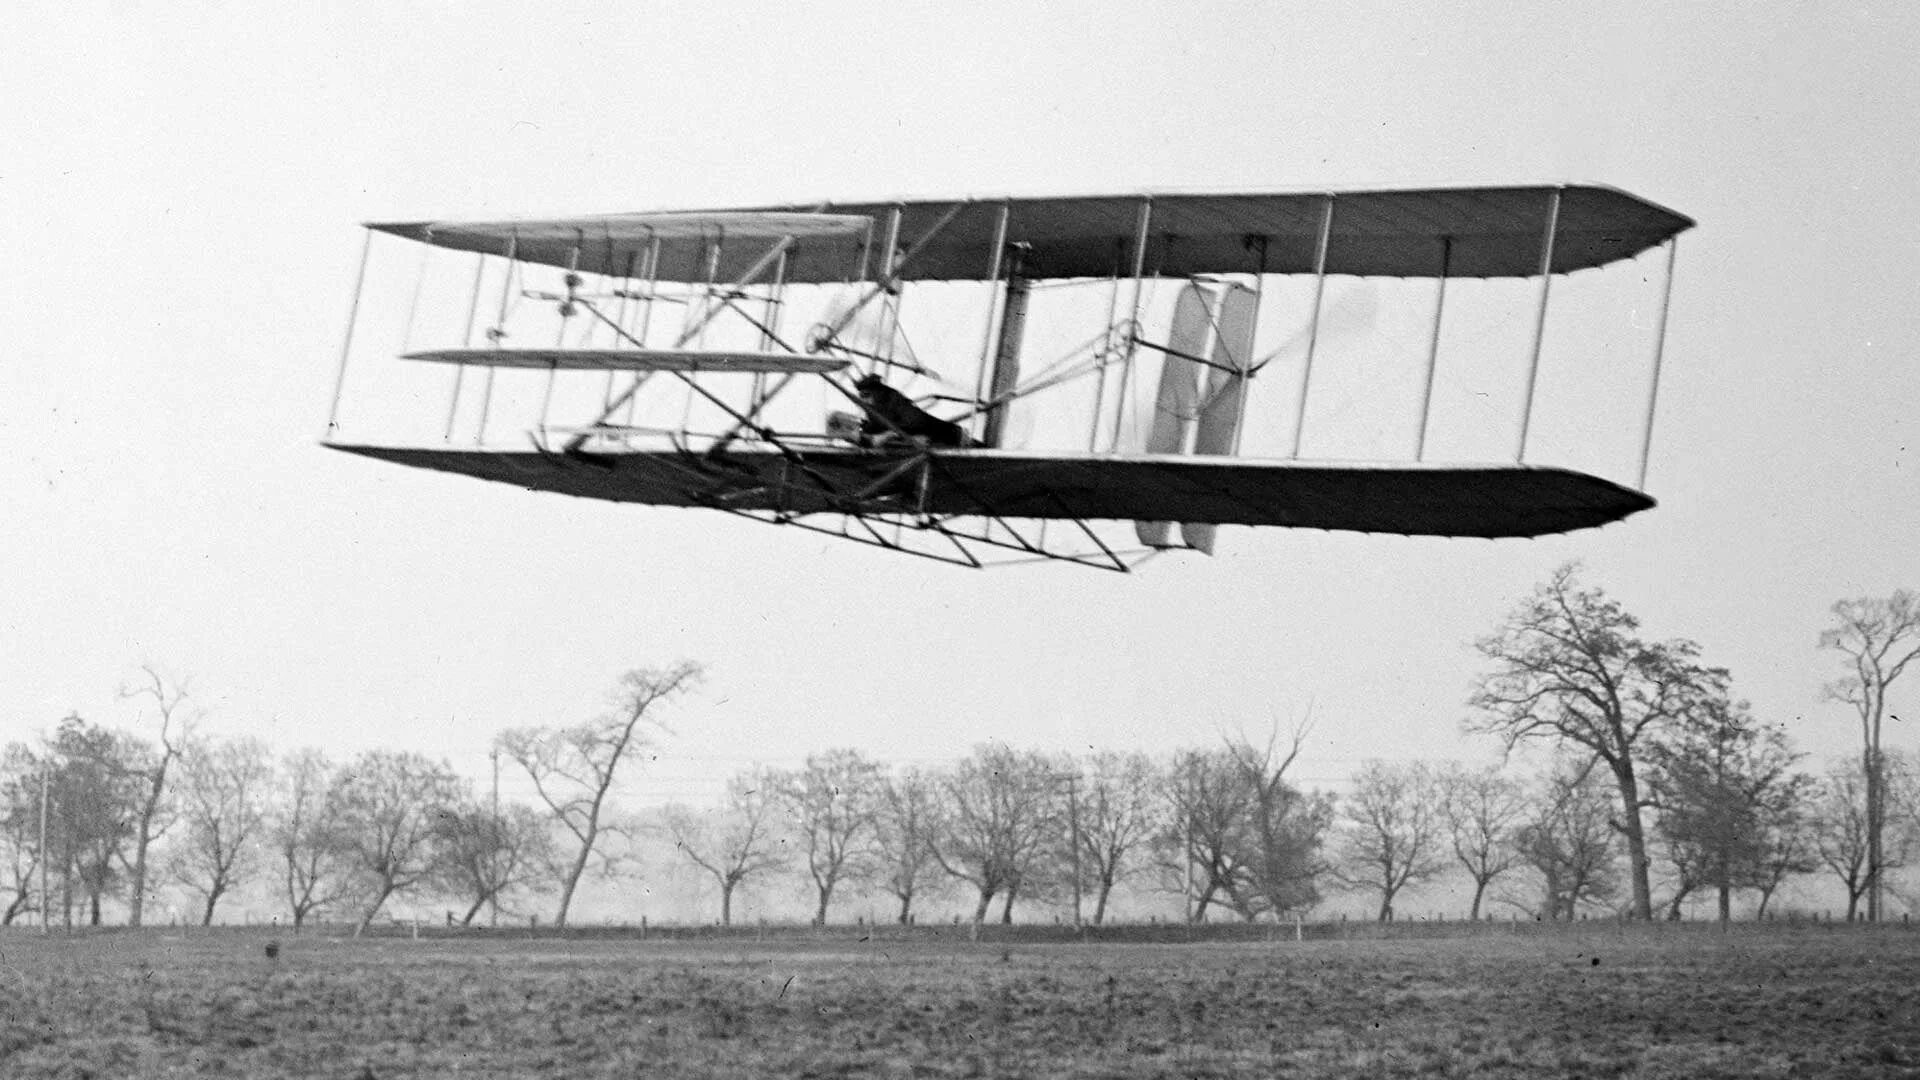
1865 745 1883 922
895 891 913 925
1469 879 1488 921
355 884 397 937
461 896 488 926
1717 883 1732 923
719 882 735 927
999 883 1017 925
1611 761 1654 920
814 885 833 927
971 889 993 925
555 836 593 929
1377 894 1394 922
200 889 220 927
1093 882 1112 926
128 844 148 927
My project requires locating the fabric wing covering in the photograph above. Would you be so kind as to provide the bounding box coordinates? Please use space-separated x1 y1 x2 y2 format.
333 446 1656 539
369 185 1692 286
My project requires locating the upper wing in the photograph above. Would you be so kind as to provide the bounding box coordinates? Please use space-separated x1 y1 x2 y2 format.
368 186 1692 285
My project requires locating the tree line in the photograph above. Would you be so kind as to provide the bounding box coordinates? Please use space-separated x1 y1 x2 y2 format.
3 571 1915 930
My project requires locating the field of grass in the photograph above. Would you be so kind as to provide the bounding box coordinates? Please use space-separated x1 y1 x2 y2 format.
1 924 1917 1078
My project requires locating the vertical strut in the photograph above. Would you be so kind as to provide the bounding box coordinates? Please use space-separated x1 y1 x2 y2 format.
972 201 1012 442
446 251 486 441
983 244 1030 449
1289 195 1336 459
1415 236 1453 461
1109 196 1154 452
751 248 790 420
540 241 580 435
628 233 662 428
326 227 373 438
477 232 517 445
1516 187 1562 463
1229 234 1271 457
877 207 904 379
1089 239 1124 451
1637 238 1680 490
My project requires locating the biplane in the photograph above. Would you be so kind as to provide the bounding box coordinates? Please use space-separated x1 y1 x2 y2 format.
324 186 1691 570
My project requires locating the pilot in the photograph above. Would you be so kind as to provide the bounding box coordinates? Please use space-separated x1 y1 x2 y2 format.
854 375 971 448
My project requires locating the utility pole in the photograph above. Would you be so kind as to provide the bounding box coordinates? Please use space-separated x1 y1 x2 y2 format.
1067 774 1082 931
489 746 501 929
39 763 49 934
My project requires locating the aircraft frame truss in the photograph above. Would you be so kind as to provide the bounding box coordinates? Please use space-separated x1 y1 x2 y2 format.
325 186 1691 571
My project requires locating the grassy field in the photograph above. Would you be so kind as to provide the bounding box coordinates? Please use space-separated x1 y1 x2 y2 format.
1 924 1917 1078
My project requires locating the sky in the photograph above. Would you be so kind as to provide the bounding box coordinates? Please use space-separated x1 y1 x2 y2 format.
4 3 1918 917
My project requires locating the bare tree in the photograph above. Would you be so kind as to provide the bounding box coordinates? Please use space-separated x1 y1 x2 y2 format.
1469 564 1725 920
661 771 785 926
1223 727 1333 921
771 749 882 925
1818 590 1920 921
1159 747 1255 923
1334 760 1446 921
329 750 464 935
1811 761 1880 920
1510 760 1619 920
874 766 941 924
1750 774 1819 919
274 748 352 931
928 744 1063 924
168 735 274 926
498 660 701 927
1075 751 1161 925
117 666 191 927
1438 762 1526 920
47 715 143 926
1647 698 1806 922
0 744 46 924
435 800 555 926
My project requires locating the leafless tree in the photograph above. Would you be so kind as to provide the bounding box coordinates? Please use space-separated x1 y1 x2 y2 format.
1509 759 1619 920
928 744 1064 924
1750 778 1819 919
117 666 191 927
1159 747 1255 923
1438 762 1526 920
46 715 143 926
1074 751 1162 925
1818 589 1920 921
1809 757 1910 921
0 744 46 924
1468 563 1726 920
329 750 464 935
1334 760 1446 921
661 770 785 926
274 748 352 930
1646 698 1807 922
874 766 942 924
770 748 882 925
435 800 555 926
168 735 274 926
497 660 701 927
1223 726 1333 921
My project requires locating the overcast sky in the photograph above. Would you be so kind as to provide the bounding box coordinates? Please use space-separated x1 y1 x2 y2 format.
4 2 1917 820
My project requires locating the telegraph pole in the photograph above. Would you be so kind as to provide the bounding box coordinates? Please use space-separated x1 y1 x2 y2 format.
39 763 49 934
489 746 501 928
1068 774 1082 931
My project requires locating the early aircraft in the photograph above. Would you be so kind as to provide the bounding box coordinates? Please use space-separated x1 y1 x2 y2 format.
325 186 1691 570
